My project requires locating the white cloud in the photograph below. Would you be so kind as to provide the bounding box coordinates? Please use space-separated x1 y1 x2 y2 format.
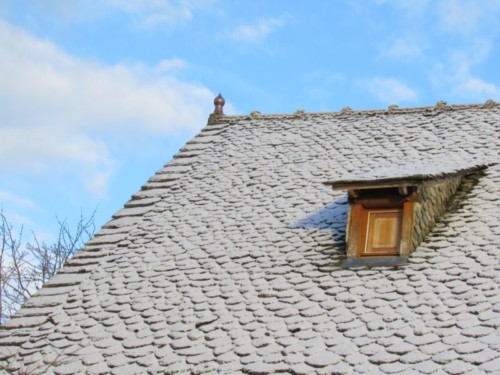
83 168 115 198
349 0 430 16
230 17 285 43
155 58 187 72
381 37 423 60
453 76 498 98
367 78 417 104
101 0 215 27
1 0 216 27
431 56 499 101
371 0 498 102
371 0 430 14
370 0 499 38
0 210 37 233
0 21 214 195
437 0 500 36
0 191 37 210
430 37 499 102
459 38 493 66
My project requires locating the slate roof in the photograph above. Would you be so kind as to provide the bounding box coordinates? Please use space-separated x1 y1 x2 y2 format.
326 164 490 188
1 102 499 374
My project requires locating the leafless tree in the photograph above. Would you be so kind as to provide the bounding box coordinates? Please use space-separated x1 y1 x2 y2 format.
0 209 95 324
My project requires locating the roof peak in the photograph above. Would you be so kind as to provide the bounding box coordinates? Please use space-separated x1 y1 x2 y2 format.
208 99 498 124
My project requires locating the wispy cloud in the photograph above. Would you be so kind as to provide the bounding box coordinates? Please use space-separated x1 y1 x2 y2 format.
431 48 499 101
0 21 214 196
0 191 37 210
353 0 430 15
431 2 499 101
230 17 286 43
155 58 187 72
0 190 40 236
428 34 498 101
380 37 424 61
372 0 498 103
366 78 418 104
452 76 498 99
437 0 500 36
100 0 216 27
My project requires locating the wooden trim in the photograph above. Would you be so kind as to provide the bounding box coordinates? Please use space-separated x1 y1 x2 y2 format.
331 180 424 190
347 203 363 258
400 201 415 256
327 165 488 190
398 186 409 195
357 205 368 257
346 197 417 259
356 197 405 208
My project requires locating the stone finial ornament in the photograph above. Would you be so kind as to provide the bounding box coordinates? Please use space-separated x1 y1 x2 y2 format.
435 100 448 110
387 104 398 113
483 99 496 109
294 109 305 118
214 93 225 115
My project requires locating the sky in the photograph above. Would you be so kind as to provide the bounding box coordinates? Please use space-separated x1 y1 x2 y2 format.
0 0 499 244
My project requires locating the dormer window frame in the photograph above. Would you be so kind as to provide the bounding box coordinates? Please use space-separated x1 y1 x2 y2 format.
327 164 487 267
345 185 419 259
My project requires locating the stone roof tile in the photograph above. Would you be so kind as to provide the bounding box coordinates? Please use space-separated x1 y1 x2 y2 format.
1 103 499 373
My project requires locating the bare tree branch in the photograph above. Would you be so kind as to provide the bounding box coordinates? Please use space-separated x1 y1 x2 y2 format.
0 208 95 324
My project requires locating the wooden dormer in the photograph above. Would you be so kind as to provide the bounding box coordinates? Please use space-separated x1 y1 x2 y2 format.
335 183 419 260
327 165 487 266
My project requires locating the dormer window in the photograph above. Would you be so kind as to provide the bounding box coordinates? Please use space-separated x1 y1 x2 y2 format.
362 208 403 256
328 165 486 266
340 185 417 262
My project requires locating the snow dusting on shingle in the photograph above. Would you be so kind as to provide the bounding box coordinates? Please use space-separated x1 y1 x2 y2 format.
328 162 492 185
0 103 499 374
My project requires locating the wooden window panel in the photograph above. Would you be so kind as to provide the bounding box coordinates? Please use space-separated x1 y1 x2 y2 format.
360 208 403 256
343 186 417 260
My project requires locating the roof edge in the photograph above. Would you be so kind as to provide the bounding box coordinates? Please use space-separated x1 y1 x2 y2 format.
326 163 492 190
207 101 499 125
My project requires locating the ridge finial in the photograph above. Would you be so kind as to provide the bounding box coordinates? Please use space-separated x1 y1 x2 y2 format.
214 93 225 115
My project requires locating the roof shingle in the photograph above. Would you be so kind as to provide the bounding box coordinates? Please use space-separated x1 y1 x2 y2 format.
0 102 499 374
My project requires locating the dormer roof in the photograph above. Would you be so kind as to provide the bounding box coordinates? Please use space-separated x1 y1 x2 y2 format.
327 163 490 189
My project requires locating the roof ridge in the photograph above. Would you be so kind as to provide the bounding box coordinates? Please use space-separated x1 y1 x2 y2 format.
209 100 499 124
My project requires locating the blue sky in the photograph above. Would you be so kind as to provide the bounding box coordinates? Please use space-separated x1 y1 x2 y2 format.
0 0 498 243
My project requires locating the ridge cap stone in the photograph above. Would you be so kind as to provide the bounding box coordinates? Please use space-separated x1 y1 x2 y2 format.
208 102 498 124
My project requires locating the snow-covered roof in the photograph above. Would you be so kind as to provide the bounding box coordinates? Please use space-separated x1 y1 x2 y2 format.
1 102 499 374
327 163 491 189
